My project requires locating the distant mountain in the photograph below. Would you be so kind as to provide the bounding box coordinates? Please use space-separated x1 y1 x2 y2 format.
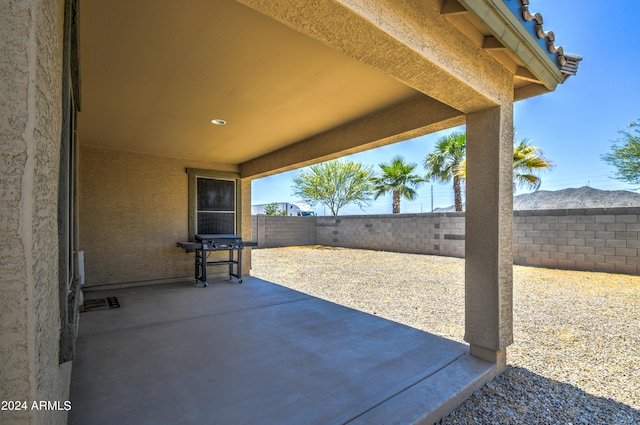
434 186 640 212
513 186 640 210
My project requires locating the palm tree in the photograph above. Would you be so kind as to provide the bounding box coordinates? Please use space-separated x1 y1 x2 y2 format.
456 137 553 191
371 155 423 214
424 132 466 211
512 138 553 190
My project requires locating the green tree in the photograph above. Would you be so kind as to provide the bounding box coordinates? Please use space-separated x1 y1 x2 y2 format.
457 137 553 191
426 131 553 210
371 155 423 214
291 159 374 216
512 138 553 190
424 131 466 211
263 202 286 216
602 119 640 185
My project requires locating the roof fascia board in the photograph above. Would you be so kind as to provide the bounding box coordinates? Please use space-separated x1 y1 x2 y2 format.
457 0 564 90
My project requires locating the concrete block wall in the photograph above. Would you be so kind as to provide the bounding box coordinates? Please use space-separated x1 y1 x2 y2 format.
252 208 640 275
513 208 640 275
252 215 316 248
315 213 466 257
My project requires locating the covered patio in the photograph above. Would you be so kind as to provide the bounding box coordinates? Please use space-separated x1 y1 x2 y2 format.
1 1 580 424
69 277 495 424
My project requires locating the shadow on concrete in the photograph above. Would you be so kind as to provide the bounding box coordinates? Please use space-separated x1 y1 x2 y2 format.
442 366 639 424
69 277 500 425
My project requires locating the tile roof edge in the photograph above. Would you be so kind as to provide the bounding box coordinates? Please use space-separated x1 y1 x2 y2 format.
519 0 582 76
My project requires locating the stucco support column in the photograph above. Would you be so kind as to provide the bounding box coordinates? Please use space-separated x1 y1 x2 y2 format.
241 178 253 275
464 105 513 369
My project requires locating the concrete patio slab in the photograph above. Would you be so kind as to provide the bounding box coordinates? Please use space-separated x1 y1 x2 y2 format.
69 277 497 424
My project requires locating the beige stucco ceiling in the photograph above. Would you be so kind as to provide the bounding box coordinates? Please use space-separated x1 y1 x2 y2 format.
79 0 571 174
79 0 422 165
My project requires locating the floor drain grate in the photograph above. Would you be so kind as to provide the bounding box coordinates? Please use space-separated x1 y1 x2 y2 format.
80 296 120 313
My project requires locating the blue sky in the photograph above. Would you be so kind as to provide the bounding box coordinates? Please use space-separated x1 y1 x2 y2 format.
252 1 640 215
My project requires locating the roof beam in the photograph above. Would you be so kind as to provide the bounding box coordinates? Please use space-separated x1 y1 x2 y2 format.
237 0 500 114
514 82 549 100
514 66 540 83
482 36 506 51
440 0 467 15
240 94 464 179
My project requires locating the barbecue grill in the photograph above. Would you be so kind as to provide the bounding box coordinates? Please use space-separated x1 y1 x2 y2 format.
176 234 257 287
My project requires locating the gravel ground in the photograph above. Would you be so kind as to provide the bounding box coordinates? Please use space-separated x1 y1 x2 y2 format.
251 246 640 425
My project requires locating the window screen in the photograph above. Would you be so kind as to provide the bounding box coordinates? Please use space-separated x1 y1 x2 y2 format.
196 177 235 234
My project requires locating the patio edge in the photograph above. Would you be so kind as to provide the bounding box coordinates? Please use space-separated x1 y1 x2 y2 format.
347 353 500 425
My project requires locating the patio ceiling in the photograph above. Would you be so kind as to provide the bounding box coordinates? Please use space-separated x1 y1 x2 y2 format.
78 0 571 175
79 0 423 166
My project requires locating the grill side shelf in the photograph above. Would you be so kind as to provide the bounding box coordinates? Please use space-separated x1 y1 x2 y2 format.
176 241 202 250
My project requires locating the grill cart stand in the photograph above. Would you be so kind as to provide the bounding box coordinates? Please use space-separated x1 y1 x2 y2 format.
176 234 257 287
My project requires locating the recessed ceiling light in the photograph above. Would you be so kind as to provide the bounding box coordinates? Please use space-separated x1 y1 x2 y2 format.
211 119 227 126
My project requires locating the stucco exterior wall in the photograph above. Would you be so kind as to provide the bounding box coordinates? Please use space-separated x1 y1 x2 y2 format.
241 178 253 275
0 0 71 424
0 0 32 415
79 145 241 286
